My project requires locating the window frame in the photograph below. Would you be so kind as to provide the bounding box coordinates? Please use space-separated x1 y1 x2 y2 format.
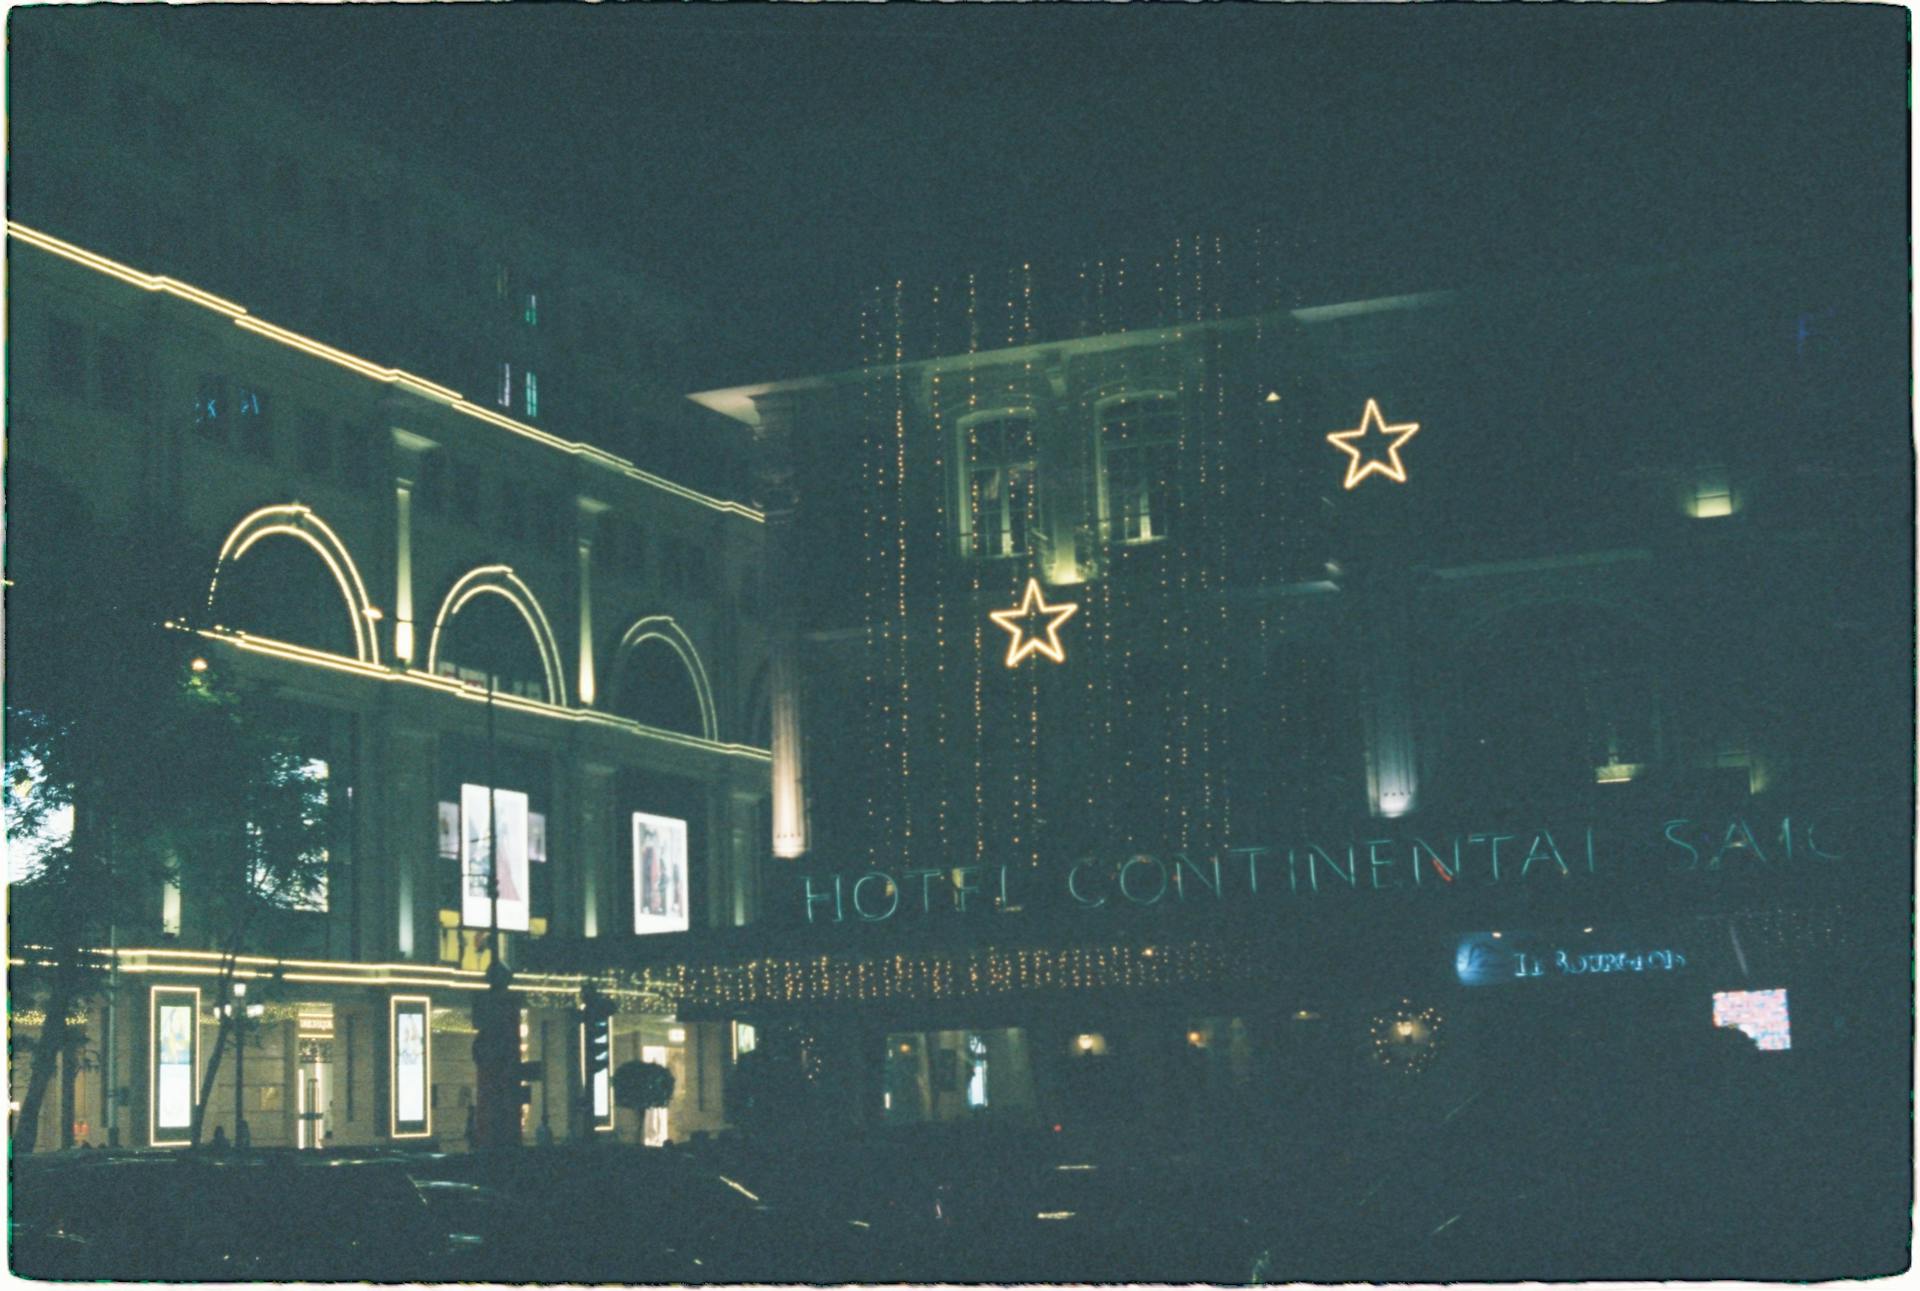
1094 391 1181 547
954 407 1041 561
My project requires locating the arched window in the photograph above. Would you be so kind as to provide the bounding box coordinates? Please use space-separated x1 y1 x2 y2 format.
426 567 567 705
606 618 717 740
211 533 360 657
434 592 552 701
207 505 378 663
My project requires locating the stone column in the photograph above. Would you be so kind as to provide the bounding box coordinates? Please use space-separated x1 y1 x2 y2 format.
748 392 809 858
387 426 438 668
1357 571 1420 819
574 497 607 707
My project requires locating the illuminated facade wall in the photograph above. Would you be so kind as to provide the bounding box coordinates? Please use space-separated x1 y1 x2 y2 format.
7 216 771 1147
687 236 1907 1131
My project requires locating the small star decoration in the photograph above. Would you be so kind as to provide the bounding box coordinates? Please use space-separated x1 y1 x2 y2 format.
1326 398 1420 490
989 577 1079 668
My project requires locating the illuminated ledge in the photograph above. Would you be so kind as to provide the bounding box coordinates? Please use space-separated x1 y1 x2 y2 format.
191 626 773 763
7 222 764 524
9 946 675 1009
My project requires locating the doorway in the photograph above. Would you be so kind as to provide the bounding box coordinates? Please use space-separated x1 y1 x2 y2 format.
296 1047 332 1149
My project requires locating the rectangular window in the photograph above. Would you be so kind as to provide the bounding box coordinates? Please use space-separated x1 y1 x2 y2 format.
632 812 690 935
964 416 1038 559
298 415 334 477
150 987 200 1146
524 371 538 420
234 386 272 461
95 332 137 413
524 293 538 327
340 422 375 489
390 996 432 1137
499 362 513 410
1100 399 1180 544
45 316 85 397
193 375 227 438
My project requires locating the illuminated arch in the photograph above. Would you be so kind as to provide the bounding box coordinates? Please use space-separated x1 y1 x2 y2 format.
425 566 568 707
207 504 380 664
609 616 718 742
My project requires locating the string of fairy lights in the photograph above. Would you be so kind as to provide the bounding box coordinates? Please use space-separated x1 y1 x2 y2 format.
847 232 1311 894
609 939 1255 1011
1369 998 1446 1074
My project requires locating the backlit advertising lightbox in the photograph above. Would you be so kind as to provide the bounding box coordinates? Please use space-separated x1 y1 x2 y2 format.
462 783 530 932
391 995 431 1137
632 812 689 935
150 986 200 1146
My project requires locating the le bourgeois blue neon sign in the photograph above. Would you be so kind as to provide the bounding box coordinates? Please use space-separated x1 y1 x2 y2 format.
1454 933 1686 987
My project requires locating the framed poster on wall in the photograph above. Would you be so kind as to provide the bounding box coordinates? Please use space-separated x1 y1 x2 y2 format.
461 784 530 932
149 986 200 1147
632 812 689 935
391 995 432 1138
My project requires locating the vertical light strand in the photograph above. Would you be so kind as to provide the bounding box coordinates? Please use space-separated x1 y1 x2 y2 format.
893 279 912 863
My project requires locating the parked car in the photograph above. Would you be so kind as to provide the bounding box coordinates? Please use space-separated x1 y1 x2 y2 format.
10 1151 479 1282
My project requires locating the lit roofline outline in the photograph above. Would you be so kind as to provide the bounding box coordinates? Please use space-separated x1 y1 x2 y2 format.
207 504 380 665
8 221 763 523
424 565 569 707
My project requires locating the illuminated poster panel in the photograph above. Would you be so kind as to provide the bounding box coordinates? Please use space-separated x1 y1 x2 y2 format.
150 986 200 1146
462 783 530 932
1713 988 1792 1051
580 1018 614 1132
391 995 432 1137
632 812 689 935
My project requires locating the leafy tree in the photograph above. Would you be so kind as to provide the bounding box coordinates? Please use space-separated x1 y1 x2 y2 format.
6 471 328 1152
612 1059 675 1143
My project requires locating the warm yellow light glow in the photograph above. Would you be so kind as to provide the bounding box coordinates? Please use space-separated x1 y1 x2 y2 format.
1326 398 1420 490
719 1175 761 1203
184 625 770 762
208 505 381 665
988 577 1079 667
8 222 763 524
1263 390 1281 403
189 657 208 673
425 566 568 706
667 1027 686 1043
1594 762 1642 784
612 617 719 741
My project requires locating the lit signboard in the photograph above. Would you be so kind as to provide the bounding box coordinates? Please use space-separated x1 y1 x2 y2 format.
391 995 431 1138
150 986 200 1147
1713 988 1791 1051
462 783 530 932
632 812 689 935
1455 932 1687 986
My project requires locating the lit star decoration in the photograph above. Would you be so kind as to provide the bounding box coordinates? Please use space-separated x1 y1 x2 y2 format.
989 578 1080 668
1326 398 1421 490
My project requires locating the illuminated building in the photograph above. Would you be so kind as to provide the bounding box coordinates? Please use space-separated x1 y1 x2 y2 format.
686 233 1907 1146
6 19 773 1149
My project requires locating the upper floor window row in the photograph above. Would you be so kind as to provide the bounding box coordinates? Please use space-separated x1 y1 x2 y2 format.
956 395 1183 562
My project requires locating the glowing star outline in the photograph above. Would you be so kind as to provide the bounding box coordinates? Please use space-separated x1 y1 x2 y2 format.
989 578 1079 668
1326 398 1421 490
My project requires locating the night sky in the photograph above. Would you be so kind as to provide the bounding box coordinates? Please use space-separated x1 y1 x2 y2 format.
71 5 1911 389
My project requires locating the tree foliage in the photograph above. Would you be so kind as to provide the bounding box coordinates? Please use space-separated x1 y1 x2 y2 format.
6 469 329 1152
